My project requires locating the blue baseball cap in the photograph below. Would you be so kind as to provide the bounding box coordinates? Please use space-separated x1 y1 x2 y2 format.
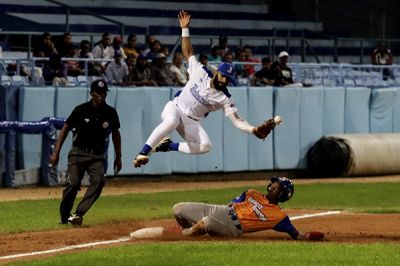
217 62 235 80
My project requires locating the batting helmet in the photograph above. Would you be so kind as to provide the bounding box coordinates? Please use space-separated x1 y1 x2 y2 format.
269 176 294 203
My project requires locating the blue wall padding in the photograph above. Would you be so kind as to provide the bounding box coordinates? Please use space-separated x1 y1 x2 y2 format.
19 87 56 169
142 88 172 174
247 87 274 170
299 87 324 168
170 87 199 173
55 87 88 172
393 88 400 133
345 87 371 133
115 88 146 175
323 87 345 135
223 87 248 171
273 87 301 169
369 88 397 133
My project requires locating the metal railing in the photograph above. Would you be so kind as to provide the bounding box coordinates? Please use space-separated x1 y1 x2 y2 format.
1 57 400 88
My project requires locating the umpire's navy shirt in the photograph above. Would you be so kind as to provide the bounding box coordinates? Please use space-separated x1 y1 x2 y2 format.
66 100 120 155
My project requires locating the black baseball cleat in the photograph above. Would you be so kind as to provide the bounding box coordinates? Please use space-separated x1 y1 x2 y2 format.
68 213 83 226
153 138 173 152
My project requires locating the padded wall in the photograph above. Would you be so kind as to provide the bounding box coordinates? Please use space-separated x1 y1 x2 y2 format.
19 87 55 169
247 87 274 170
274 87 301 169
369 88 397 133
323 87 345 135
223 87 248 171
299 87 324 169
115 88 145 175
55 87 88 172
344 87 371 133
394 88 400 133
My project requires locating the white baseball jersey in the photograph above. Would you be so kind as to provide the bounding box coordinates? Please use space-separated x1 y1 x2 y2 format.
175 55 237 121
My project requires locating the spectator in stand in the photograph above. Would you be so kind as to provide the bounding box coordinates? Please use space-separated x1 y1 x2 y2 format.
110 35 127 60
208 45 222 62
144 39 162 61
143 34 156 55
161 45 170 58
57 32 73 57
64 43 83 77
123 34 140 59
34 32 58 57
151 53 175 86
371 41 394 80
252 56 273 86
170 52 188 86
269 51 304 87
234 49 247 78
219 35 233 57
198 54 209 67
42 53 68 86
127 54 157 86
92 32 113 74
76 40 97 76
241 45 260 78
105 50 129 86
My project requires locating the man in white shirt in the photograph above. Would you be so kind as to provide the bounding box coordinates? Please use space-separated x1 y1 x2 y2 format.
133 10 280 167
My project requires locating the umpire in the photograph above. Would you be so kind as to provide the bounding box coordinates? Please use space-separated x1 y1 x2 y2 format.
49 79 122 226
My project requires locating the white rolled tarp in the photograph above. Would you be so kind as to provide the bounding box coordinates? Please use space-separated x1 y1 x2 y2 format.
329 134 400 176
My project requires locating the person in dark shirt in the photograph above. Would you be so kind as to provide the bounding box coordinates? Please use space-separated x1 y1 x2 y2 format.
49 79 122 226
270 51 305 87
371 41 394 80
252 56 273 86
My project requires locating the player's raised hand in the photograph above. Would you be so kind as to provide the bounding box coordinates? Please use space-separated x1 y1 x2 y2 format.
178 10 191 28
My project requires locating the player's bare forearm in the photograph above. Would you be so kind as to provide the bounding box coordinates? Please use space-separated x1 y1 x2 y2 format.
178 10 193 62
49 123 70 167
53 123 70 156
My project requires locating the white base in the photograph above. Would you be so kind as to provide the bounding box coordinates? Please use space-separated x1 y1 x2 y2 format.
130 227 165 239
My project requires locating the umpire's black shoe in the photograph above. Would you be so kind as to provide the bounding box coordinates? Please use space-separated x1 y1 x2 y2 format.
68 213 83 226
153 138 173 152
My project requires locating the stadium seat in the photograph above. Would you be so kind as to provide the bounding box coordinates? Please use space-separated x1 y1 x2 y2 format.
67 76 78 87
1 75 11 86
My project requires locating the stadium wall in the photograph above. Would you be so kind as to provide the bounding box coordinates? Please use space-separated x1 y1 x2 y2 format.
2 86 400 183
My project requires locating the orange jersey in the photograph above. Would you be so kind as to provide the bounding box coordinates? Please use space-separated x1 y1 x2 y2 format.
232 189 287 233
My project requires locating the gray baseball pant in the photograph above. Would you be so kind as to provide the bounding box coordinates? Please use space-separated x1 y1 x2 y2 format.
172 202 243 237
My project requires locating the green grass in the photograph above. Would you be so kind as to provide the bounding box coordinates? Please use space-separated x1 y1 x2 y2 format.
1 182 400 234
8 242 400 266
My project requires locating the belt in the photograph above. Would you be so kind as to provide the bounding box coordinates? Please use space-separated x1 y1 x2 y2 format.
228 207 243 231
175 103 200 122
74 146 103 156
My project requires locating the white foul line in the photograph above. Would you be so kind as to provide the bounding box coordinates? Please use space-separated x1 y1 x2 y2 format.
0 210 341 261
290 210 341 220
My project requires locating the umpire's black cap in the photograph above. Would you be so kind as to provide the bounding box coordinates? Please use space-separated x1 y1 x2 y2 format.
90 79 109 93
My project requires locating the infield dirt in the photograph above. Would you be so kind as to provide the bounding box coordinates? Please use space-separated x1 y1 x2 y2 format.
1 175 400 264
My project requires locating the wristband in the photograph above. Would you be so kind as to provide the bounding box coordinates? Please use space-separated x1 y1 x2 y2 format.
182 28 189 37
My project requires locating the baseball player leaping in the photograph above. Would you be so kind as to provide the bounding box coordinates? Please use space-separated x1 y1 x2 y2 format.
133 10 281 168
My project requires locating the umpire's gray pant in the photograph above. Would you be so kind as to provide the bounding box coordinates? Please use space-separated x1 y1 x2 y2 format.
59 147 105 222
172 202 244 237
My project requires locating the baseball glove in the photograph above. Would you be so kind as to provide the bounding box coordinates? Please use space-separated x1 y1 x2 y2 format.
305 231 325 241
253 115 282 140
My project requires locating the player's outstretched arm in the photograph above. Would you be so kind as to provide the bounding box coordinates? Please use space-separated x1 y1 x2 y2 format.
178 10 193 62
227 112 255 134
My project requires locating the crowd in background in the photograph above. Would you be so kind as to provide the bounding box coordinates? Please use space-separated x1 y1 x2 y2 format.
24 31 306 87
3 31 394 87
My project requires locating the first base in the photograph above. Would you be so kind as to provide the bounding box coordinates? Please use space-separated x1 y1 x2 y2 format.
130 227 165 239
